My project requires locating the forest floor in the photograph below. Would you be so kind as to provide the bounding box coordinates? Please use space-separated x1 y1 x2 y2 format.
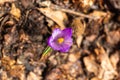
0 0 120 80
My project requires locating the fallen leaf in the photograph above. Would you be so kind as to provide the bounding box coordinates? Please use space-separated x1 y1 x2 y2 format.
38 8 68 29
60 61 84 79
71 17 86 47
86 34 97 42
1 56 16 70
68 52 81 62
72 0 95 12
89 10 112 23
0 0 15 5
9 65 25 79
110 51 119 70
27 72 41 80
91 77 102 80
106 30 120 45
1 71 9 80
89 10 107 18
19 30 30 43
10 3 21 20
94 43 118 80
84 55 99 75
45 68 63 80
4 26 18 45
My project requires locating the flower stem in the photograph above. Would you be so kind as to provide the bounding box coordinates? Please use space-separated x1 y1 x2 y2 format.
43 46 52 56
40 46 52 61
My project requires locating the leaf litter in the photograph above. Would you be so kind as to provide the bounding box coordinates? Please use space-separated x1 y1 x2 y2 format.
0 0 120 80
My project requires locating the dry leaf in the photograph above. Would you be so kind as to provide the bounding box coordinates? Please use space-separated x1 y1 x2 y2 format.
39 0 51 7
91 77 102 80
109 0 120 10
79 0 95 9
0 0 15 4
27 72 41 80
68 52 81 62
72 0 95 12
19 30 30 43
45 68 63 80
89 10 112 23
38 8 68 29
89 10 107 18
106 30 120 45
110 51 119 70
59 61 83 79
86 34 97 42
1 56 16 70
1 56 25 80
10 3 21 20
84 55 99 75
71 17 86 47
94 43 118 80
1 71 9 80
3 26 18 47
9 65 25 79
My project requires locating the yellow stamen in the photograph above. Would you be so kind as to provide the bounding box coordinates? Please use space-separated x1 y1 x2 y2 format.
57 37 64 44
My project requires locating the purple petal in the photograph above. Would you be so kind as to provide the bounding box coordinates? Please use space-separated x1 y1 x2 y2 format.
59 38 73 52
47 28 73 52
59 43 71 52
48 36 61 51
47 36 52 47
62 28 72 38
64 37 73 46
51 28 62 39
49 42 61 51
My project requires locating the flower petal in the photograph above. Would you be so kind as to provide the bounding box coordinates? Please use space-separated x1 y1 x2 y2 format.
62 28 72 38
52 28 62 39
48 36 61 51
64 37 73 46
59 44 71 52
47 28 73 52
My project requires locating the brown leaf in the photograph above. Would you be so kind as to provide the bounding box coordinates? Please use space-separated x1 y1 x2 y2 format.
1 56 25 79
86 34 97 42
19 30 30 43
84 55 99 75
59 61 84 79
106 30 120 45
1 56 16 70
0 0 15 5
38 8 68 29
45 68 63 80
4 26 18 46
72 0 95 12
110 51 119 70
89 10 107 18
71 17 86 47
1 71 9 80
9 65 25 79
27 72 41 80
91 77 102 80
68 52 81 62
94 43 118 80
10 3 21 20
89 11 112 23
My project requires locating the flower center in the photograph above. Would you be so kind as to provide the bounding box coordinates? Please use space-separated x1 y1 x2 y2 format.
57 37 64 44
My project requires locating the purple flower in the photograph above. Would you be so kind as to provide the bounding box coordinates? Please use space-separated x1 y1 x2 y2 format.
48 28 73 52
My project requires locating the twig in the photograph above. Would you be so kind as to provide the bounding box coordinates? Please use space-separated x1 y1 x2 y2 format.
59 8 97 19
50 4 99 19
38 1 99 19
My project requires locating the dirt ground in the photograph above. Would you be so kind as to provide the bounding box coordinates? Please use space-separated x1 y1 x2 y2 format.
0 0 120 80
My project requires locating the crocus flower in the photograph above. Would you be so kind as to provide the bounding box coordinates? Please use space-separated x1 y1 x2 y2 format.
47 28 73 52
